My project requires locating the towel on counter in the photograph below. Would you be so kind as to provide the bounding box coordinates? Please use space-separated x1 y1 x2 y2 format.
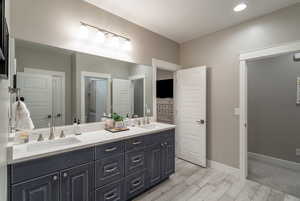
12 101 35 130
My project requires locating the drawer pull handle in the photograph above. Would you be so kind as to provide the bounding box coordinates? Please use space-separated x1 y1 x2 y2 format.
132 178 142 187
105 167 117 173
132 157 142 163
132 141 142 145
104 190 117 200
105 147 117 152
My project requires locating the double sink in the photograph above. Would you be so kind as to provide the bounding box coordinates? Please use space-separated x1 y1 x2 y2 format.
11 123 161 161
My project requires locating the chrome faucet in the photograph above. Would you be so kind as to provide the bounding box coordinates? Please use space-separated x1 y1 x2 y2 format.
48 117 55 140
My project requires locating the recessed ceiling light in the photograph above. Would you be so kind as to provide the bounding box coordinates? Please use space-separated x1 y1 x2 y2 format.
234 3 247 12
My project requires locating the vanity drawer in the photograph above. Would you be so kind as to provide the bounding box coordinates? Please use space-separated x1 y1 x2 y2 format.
125 149 146 176
96 141 124 159
125 170 146 200
95 180 124 201
95 154 124 188
125 136 146 152
10 147 95 184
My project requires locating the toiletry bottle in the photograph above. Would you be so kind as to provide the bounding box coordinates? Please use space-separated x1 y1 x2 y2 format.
75 119 82 135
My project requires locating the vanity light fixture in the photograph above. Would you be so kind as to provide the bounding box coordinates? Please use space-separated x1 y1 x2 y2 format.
79 24 89 39
96 31 105 43
80 22 132 51
234 2 247 12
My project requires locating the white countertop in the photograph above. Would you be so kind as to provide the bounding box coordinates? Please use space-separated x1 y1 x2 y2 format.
7 122 176 164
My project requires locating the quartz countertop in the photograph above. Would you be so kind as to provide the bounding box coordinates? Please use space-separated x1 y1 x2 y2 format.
7 122 176 164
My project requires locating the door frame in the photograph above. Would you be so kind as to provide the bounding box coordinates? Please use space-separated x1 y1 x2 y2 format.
239 40 300 179
129 74 146 116
152 59 181 121
81 71 111 123
24 68 66 125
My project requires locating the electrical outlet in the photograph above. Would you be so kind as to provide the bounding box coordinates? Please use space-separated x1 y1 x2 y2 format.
296 148 300 156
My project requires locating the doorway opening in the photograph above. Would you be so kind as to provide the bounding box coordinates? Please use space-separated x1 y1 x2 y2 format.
239 41 300 198
156 69 174 124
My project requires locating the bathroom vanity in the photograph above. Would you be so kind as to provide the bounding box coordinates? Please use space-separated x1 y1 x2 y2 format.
7 124 175 201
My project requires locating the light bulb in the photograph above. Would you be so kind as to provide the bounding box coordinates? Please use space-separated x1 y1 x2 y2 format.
108 35 120 48
79 24 89 39
96 31 105 43
234 3 247 12
123 40 132 51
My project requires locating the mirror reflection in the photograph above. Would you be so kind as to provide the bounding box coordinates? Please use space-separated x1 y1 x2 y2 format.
14 39 153 129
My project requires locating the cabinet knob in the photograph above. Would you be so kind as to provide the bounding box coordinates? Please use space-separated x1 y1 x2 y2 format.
63 173 68 178
53 175 58 181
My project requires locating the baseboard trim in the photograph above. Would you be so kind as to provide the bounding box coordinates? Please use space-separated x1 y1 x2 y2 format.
207 160 240 176
248 152 300 172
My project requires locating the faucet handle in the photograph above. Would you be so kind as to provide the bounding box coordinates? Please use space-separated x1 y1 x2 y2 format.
60 130 66 138
37 134 44 142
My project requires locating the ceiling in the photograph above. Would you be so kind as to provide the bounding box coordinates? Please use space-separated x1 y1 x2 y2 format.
84 0 300 43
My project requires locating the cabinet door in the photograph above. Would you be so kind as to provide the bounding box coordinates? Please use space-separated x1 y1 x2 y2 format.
12 173 59 201
161 138 175 179
147 143 162 187
61 163 94 201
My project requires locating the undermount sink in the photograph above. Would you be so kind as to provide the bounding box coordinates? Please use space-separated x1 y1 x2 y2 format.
140 124 157 130
27 137 81 152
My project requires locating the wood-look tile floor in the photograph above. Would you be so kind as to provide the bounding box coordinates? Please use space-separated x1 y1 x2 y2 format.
133 158 300 201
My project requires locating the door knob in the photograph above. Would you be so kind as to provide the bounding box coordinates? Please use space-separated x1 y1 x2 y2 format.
196 120 205 124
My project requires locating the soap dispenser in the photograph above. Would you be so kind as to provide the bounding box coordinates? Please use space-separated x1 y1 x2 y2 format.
75 118 82 135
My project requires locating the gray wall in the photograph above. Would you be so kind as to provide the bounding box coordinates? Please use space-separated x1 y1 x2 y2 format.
248 53 300 163
10 0 179 66
15 43 73 125
180 4 300 168
0 1 10 200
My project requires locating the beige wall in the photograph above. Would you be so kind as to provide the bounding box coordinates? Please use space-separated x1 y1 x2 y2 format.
0 1 10 200
180 4 300 168
10 0 179 66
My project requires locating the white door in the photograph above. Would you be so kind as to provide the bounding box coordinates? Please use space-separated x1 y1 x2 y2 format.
52 76 64 126
176 66 207 167
112 79 131 117
17 73 53 129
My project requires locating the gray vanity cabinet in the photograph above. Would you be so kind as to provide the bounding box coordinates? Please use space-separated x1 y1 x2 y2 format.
60 163 94 201
11 173 60 201
8 129 175 201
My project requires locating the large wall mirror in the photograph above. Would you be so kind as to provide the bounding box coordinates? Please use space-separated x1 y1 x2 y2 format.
13 39 153 129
